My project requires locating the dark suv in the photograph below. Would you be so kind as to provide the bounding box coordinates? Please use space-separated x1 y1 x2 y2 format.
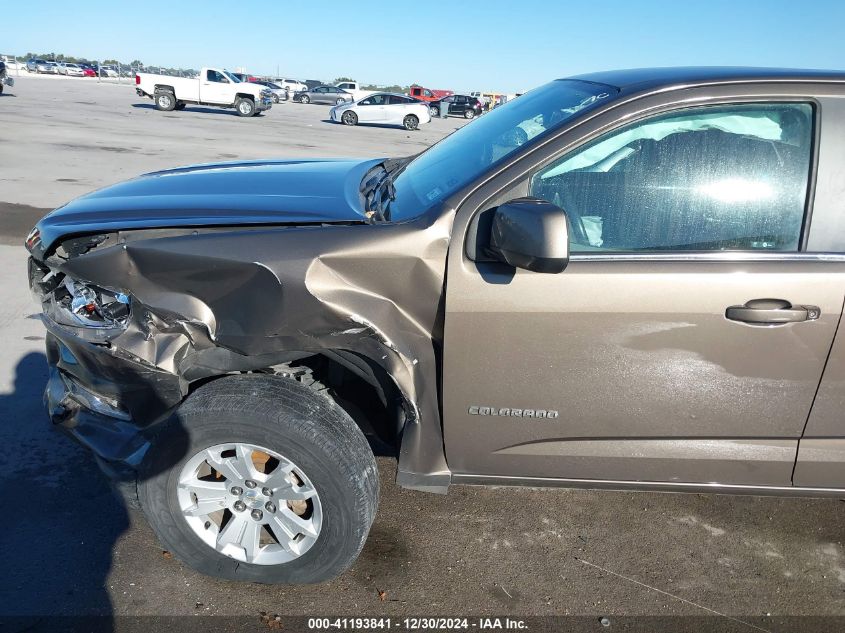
429 94 483 119
26 67 845 585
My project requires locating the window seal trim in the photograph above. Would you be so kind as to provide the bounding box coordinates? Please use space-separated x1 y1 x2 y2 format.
570 251 845 263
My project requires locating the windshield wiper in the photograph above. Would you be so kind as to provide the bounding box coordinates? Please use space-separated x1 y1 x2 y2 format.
360 158 410 222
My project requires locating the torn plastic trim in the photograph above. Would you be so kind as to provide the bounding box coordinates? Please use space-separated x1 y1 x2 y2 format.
54 369 131 421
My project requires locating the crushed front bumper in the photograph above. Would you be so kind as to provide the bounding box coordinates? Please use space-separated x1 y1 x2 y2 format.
43 322 185 481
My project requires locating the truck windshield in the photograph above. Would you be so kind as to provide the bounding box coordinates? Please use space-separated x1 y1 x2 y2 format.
224 71 241 83
387 79 618 221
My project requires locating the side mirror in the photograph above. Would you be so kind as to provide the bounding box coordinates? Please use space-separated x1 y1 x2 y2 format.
486 197 570 273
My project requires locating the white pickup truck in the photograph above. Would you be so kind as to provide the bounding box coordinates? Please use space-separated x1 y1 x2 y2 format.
135 67 273 117
334 81 375 103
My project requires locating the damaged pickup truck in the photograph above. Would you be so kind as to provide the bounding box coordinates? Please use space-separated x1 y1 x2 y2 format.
26 67 845 584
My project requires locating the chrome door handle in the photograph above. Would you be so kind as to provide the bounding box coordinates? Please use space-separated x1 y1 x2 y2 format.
725 299 820 325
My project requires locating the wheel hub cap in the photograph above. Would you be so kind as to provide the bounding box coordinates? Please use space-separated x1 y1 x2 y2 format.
243 489 264 508
176 442 322 565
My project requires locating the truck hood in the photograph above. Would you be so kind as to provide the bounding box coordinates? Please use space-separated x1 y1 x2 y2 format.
33 157 385 254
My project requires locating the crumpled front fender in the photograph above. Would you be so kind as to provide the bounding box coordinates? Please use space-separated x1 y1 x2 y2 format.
40 210 455 491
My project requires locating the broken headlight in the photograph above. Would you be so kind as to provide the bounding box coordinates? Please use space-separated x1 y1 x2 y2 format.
60 277 130 327
30 259 131 330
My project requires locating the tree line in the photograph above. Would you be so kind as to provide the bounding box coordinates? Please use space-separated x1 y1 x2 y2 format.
22 52 197 76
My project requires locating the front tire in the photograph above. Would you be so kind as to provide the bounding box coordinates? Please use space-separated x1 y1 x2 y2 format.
138 375 379 584
403 114 419 131
429 106 439 117
300 95 310 104
235 97 255 117
154 90 176 111
341 111 358 126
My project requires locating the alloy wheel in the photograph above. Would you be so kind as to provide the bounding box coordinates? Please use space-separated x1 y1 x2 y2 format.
176 442 323 565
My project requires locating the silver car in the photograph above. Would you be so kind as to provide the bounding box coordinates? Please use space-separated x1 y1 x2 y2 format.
295 85 352 105
251 80 289 103
27 59 58 74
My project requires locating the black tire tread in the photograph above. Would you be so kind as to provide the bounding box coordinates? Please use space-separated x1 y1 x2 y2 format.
138 374 378 584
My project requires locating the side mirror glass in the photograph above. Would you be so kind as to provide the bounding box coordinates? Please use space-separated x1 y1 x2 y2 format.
486 197 570 273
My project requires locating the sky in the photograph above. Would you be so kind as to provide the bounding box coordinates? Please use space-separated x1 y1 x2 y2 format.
5 0 845 93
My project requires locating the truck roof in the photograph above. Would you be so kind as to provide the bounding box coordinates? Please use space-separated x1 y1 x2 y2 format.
570 66 845 92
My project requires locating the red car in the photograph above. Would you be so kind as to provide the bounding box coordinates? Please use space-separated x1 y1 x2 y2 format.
409 84 453 102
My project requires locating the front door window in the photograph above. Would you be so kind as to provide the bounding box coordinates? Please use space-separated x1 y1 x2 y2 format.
530 103 813 253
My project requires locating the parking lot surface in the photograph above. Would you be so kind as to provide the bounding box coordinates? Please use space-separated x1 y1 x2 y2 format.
2 76 845 629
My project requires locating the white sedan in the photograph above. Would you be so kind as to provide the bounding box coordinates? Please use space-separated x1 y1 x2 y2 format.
330 93 431 131
60 63 85 77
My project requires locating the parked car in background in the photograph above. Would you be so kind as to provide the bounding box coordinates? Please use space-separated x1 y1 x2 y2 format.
27 59 58 74
135 66 273 116
334 81 375 102
331 92 431 130
492 93 521 108
274 78 307 94
469 91 494 109
250 80 288 103
429 94 483 119
232 72 258 83
100 65 119 78
79 64 97 78
294 85 353 105
409 84 453 102
60 63 85 77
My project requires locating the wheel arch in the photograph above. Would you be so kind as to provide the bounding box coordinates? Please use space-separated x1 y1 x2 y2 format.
184 347 411 458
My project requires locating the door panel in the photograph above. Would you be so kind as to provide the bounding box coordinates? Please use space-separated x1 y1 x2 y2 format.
793 307 845 487
356 102 377 122
359 95 388 121
493 437 797 485
795 312 845 439
383 105 403 125
793 440 845 487
201 71 232 104
441 99 842 487
443 260 845 484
